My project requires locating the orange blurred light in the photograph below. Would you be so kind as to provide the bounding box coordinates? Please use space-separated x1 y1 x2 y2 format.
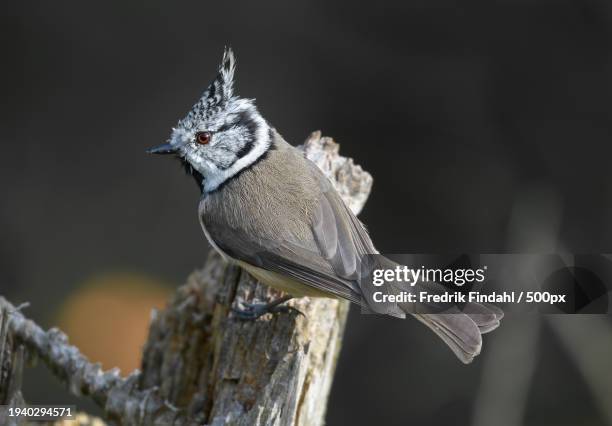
56 273 173 373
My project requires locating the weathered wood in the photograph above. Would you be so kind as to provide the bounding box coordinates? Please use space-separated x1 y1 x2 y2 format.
139 131 373 425
0 302 27 426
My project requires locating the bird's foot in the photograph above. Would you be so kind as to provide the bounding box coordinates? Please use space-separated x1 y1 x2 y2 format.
232 295 303 320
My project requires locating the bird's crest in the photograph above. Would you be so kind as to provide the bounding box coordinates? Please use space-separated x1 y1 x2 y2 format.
187 47 237 124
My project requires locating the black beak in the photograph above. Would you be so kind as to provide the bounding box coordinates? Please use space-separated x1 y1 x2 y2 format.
146 143 177 155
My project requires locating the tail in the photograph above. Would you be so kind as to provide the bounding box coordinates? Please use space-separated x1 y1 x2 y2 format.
359 256 504 364
412 303 503 364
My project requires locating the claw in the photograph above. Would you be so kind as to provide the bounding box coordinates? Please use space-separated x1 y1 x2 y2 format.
232 304 265 320
275 305 305 317
232 295 298 321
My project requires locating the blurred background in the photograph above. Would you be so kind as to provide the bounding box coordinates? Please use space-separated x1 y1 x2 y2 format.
2 1 612 425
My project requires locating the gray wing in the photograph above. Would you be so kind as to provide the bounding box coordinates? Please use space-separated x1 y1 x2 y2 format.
310 182 405 316
201 178 376 305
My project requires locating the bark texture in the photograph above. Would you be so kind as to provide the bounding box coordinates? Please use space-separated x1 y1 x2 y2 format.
0 302 27 426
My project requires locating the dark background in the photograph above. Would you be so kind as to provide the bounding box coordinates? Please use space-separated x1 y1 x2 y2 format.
2 1 612 425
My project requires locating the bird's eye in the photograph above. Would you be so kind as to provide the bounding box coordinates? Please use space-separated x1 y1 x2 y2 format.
195 131 212 145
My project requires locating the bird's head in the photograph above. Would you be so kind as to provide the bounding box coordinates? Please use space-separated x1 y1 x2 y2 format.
148 48 271 193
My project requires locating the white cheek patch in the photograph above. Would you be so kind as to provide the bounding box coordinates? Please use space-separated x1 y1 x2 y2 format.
202 113 270 193
185 148 217 177
171 98 271 193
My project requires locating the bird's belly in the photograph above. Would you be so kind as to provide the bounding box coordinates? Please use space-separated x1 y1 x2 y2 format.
237 260 334 298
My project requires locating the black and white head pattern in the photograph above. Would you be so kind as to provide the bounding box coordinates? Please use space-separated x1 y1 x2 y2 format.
169 48 271 193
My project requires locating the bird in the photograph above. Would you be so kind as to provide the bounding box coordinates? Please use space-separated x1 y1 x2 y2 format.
147 48 502 363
